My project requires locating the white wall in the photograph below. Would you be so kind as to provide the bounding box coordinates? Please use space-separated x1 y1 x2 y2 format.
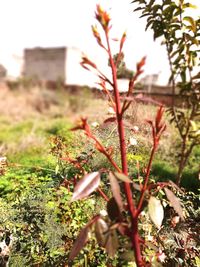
65 47 98 87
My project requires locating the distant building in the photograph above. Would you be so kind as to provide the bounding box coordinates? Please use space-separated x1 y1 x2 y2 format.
140 74 159 92
0 64 7 80
23 46 97 87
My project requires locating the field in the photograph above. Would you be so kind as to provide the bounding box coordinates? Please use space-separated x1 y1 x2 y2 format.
0 85 199 266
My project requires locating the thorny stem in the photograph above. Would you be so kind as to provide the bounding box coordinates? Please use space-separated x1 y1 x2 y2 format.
105 32 143 266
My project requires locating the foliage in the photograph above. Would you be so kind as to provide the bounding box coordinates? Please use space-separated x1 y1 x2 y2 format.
0 170 110 266
132 0 200 185
67 5 197 267
109 52 134 79
0 3 199 266
6 76 40 90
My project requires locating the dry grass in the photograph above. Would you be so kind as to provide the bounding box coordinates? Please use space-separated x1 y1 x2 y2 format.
0 84 176 162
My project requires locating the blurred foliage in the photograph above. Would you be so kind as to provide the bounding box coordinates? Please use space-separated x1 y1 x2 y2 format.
132 0 200 185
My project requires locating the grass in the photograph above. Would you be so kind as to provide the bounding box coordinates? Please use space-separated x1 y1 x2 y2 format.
0 86 199 192
0 85 199 266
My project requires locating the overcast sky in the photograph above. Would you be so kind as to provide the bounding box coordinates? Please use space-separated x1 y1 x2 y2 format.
0 0 199 84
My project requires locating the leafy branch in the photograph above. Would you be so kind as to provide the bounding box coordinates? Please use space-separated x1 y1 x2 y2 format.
68 5 185 266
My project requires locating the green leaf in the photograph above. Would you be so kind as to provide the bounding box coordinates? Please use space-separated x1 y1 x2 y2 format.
146 19 154 31
134 7 144 12
127 154 143 162
190 120 197 131
173 54 184 65
140 13 151 18
152 4 161 14
132 0 146 4
163 0 172 5
148 0 156 9
148 196 164 228
183 3 197 9
183 16 196 32
71 172 100 201
163 5 176 20
195 256 200 267
152 21 164 39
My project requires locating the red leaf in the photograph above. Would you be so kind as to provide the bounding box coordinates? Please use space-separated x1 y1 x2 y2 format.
117 223 130 236
92 25 106 49
68 224 90 262
168 180 184 194
105 230 119 257
109 172 124 212
114 172 132 183
69 216 100 262
95 4 111 30
164 188 185 220
107 197 121 221
119 31 126 53
136 56 146 72
81 56 97 70
155 106 165 132
71 172 100 201
103 117 117 125
95 218 109 246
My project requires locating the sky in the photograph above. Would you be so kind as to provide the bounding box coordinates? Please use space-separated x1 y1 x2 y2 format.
0 0 199 84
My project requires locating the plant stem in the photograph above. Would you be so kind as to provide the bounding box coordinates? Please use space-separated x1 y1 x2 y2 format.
105 32 143 266
136 143 157 217
97 188 109 202
132 218 144 267
105 32 135 215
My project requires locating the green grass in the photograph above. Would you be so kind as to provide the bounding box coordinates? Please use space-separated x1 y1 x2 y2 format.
0 114 76 199
151 160 200 192
0 116 73 161
0 87 199 266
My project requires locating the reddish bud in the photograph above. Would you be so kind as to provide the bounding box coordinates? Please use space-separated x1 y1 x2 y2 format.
119 31 126 53
136 56 146 73
71 118 92 137
95 4 111 31
81 56 97 71
92 25 106 49
155 106 164 131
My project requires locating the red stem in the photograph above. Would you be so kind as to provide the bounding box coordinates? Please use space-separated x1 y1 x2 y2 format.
97 188 109 202
91 134 121 172
105 32 143 266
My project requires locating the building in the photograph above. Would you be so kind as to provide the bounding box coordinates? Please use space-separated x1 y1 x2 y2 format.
23 46 97 87
140 74 159 92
